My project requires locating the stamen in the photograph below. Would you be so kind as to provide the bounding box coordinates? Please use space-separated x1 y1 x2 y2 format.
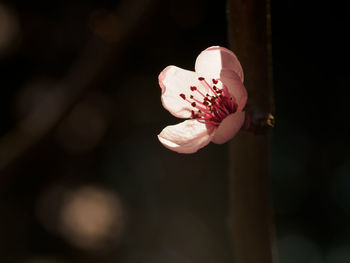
222 85 230 97
191 86 206 98
180 78 238 127
199 77 219 96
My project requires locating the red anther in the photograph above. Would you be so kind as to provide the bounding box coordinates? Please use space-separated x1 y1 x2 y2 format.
184 81 237 126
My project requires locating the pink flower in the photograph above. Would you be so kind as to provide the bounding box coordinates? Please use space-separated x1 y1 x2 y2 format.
157 46 247 154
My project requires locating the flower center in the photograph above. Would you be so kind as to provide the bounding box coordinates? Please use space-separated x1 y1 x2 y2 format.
179 77 238 127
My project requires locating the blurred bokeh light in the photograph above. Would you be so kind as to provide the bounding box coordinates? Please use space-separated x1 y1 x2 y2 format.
13 78 60 121
89 9 121 43
55 100 108 154
0 3 21 57
13 78 64 135
36 185 125 250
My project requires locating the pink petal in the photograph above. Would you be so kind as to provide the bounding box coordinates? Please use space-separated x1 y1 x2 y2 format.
195 46 244 82
211 111 245 144
159 66 205 119
158 119 215 154
220 69 248 111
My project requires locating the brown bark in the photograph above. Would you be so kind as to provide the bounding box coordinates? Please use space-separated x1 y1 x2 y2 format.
226 1 277 263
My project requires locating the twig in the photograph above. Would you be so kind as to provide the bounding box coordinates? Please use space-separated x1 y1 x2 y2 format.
226 0 278 262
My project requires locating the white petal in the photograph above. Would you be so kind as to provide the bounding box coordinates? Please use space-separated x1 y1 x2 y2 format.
159 66 205 118
220 69 248 111
212 111 245 144
195 46 244 82
158 119 215 154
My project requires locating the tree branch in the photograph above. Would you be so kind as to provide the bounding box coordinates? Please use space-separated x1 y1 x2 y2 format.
226 0 277 262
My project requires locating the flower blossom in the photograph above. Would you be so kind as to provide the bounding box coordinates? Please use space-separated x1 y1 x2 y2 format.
157 46 247 154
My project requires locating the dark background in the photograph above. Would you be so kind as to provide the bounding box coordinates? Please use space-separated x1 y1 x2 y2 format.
0 0 349 262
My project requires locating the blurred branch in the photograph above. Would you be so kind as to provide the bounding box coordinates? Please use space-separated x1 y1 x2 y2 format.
226 0 277 263
0 0 158 170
